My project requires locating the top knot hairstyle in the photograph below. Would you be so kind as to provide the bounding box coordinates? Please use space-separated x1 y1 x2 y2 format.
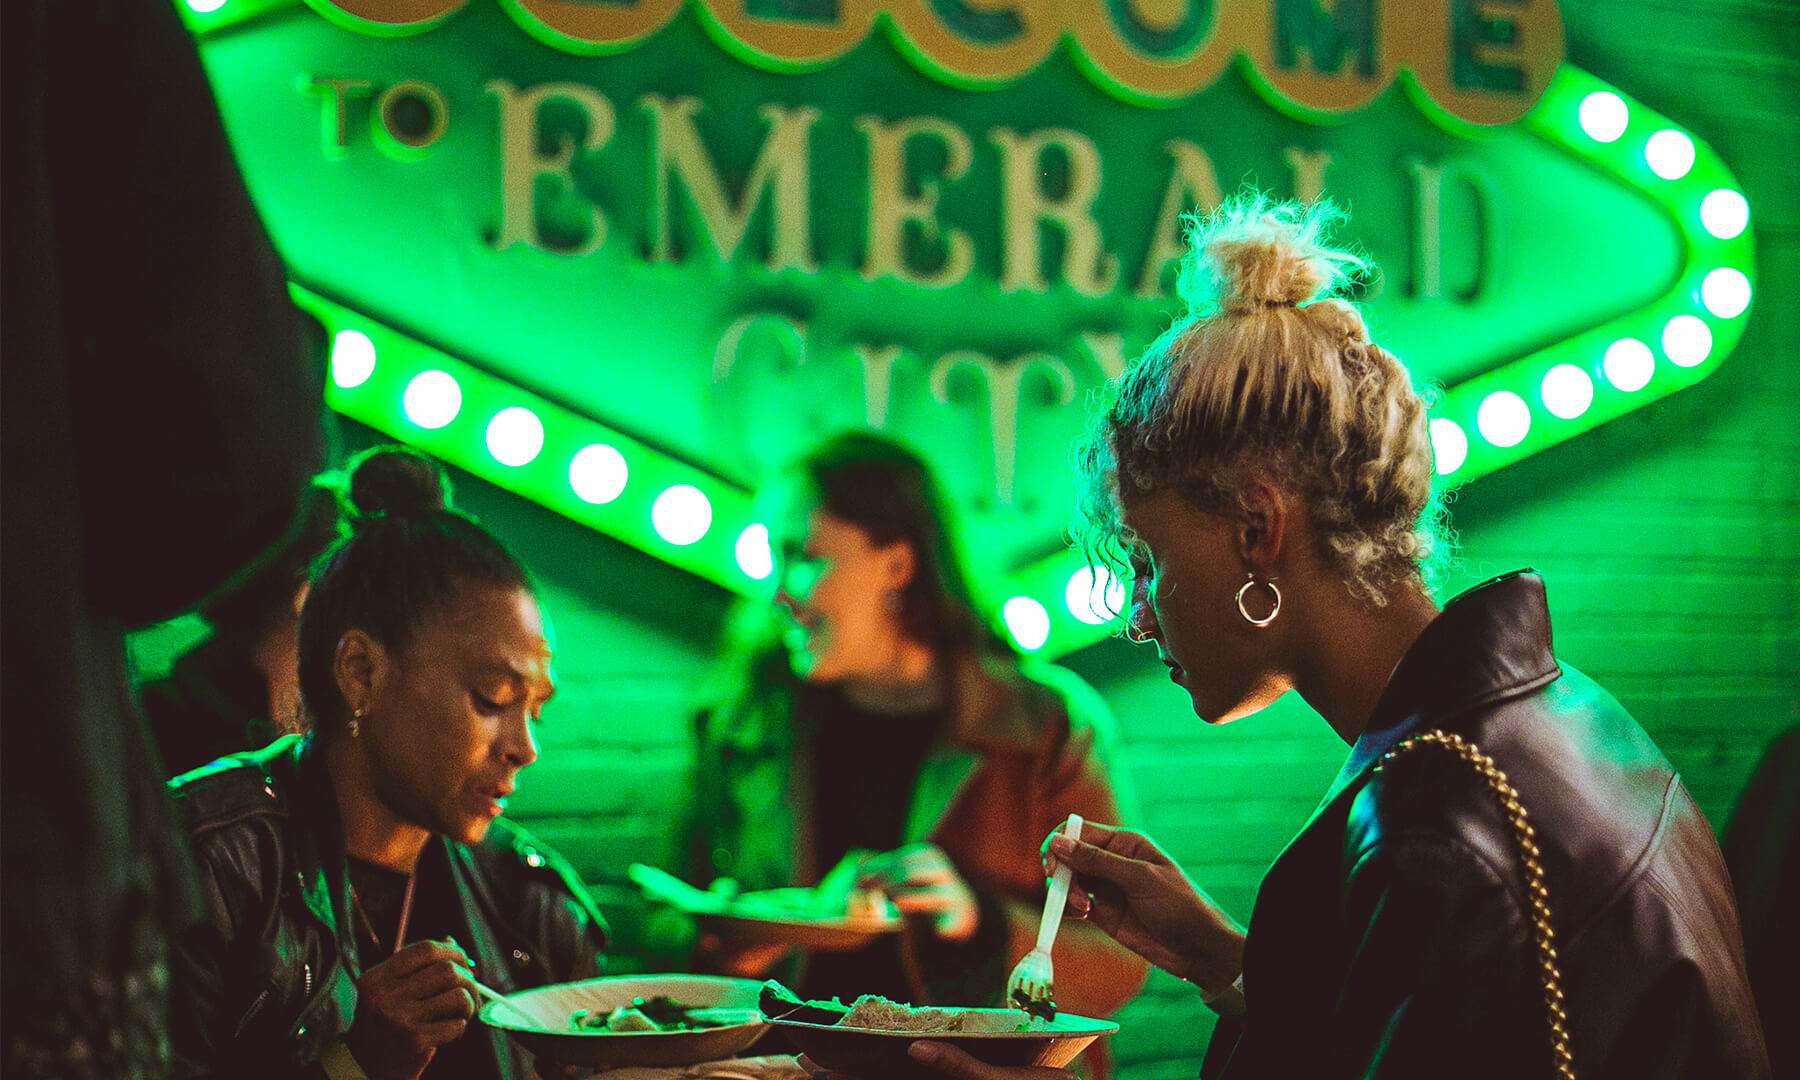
1073 194 1448 607
296 446 534 734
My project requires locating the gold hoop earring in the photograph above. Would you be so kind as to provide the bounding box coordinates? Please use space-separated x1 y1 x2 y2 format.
1236 574 1281 628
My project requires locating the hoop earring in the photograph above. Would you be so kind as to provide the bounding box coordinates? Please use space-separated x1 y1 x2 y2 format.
1125 620 1154 644
1235 574 1281 628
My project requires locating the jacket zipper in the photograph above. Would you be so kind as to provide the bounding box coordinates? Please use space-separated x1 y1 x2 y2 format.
234 987 271 1039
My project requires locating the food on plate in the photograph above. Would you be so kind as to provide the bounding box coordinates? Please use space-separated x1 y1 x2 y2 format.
759 980 851 1025
569 996 729 1033
1009 985 1057 1023
838 995 967 1033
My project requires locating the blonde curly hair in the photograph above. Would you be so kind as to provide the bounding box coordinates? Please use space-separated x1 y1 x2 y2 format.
1072 194 1449 608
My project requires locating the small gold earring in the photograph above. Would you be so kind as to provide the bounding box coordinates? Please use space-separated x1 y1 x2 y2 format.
349 706 364 739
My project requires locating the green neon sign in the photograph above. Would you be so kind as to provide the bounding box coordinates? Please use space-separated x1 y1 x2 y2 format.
187 0 1752 659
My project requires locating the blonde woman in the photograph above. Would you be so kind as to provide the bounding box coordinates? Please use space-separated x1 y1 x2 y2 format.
900 199 1769 1080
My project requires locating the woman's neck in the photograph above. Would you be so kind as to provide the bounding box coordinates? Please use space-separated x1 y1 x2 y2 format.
325 734 431 873
1292 582 1441 747
841 637 944 715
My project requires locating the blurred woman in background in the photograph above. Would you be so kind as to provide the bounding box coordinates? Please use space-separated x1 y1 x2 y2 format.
168 448 607 1080
681 433 1146 1049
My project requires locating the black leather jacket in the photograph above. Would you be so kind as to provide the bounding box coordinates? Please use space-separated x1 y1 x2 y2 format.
1202 571 1769 1079
167 735 608 1078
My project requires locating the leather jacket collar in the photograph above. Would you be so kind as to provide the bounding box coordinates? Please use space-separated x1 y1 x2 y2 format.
1324 570 1562 809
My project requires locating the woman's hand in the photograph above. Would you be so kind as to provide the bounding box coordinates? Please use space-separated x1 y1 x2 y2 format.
858 843 979 942
798 1043 1073 1080
909 1042 1073 1080
1044 822 1244 996
344 939 478 1080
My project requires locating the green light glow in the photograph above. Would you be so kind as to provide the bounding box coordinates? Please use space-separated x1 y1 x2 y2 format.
1700 189 1749 239
403 370 461 429
331 329 376 389
1662 315 1713 368
1477 390 1531 447
735 524 774 581
1578 91 1628 142
186 0 227 11
1002 596 1051 652
652 485 712 546
1701 268 1751 319
1643 129 1694 180
1064 566 1126 626
1602 338 1655 392
1428 417 1469 476
1539 364 1594 420
486 406 545 466
569 443 629 505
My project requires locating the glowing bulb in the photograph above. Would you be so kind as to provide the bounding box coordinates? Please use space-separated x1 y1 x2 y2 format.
1701 268 1751 319
403 370 461 429
485 406 544 467
330 329 376 389
1578 91 1628 143
1539 364 1594 420
652 485 711 545
186 0 228 11
569 444 628 504
1476 390 1531 448
1662 315 1712 368
1003 596 1051 652
736 524 774 580
1700 189 1748 240
1643 129 1695 180
1065 566 1127 625
1602 338 1654 392
1428 417 1468 476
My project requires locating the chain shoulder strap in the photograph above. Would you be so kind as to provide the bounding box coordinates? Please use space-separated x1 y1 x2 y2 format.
1373 729 1575 1080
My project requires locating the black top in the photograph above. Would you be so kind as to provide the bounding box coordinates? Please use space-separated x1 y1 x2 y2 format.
803 688 942 1003
347 852 488 1078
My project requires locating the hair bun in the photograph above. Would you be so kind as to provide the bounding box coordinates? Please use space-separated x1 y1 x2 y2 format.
346 446 450 524
1182 196 1365 315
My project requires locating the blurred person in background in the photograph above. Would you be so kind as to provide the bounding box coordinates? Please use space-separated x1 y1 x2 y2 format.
2 1 325 1073
167 448 607 1079
143 479 343 777
677 433 1146 1072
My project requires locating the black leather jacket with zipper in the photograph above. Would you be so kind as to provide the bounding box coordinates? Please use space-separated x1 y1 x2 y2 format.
167 734 607 1078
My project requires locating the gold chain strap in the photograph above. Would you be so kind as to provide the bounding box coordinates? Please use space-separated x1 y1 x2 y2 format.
1374 730 1575 1079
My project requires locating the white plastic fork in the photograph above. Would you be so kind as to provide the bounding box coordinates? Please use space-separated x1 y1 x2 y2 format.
1006 813 1083 1017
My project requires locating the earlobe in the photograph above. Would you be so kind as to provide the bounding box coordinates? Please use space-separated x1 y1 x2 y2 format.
1237 479 1289 571
880 540 918 591
332 629 382 717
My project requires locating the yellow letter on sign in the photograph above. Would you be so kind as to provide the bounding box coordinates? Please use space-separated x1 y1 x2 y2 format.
486 80 614 255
